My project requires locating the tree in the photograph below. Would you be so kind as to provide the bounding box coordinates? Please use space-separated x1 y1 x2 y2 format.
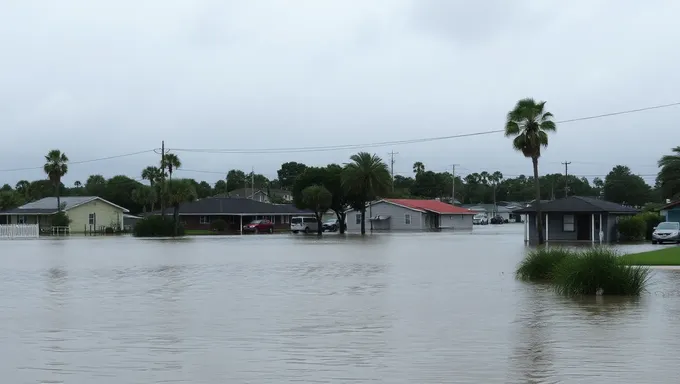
489 171 503 210
85 174 107 197
164 179 197 236
603 165 651 207
299 185 332 235
162 153 181 180
412 161 425 175
292 164 351 234
15 180 30 198
213 179 228 195
43 149 69 212
132 186 157 214
277 162 307 190
74 180 82 188
342 152 391 235
142 166 163 186
505 98 556 245
657 146 680 201
226 169 247 192
0 191 21 211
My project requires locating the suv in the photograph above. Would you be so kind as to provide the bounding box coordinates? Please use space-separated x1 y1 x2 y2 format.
291 216 319 233
242 219 274 234
322 219 339 232
473 214 488 225
490 215 505 224
652 221 680 244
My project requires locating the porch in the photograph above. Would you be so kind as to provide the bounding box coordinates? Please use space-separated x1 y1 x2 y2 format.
523 212 611 244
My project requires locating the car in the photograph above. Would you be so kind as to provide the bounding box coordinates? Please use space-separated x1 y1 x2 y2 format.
490 215 505 224
473 213 489 225
652 221 680 244
290 216 319 233
322 219 339 232
242 219 274 234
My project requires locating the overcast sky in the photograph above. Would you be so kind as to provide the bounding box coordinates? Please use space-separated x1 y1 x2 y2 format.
1 0 678 187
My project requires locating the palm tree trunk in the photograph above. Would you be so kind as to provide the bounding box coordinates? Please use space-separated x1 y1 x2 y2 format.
533 156 545 245
316 212 323 235
360 207 366 235
55 182 61 212
173 205 180 236
336 212 346 234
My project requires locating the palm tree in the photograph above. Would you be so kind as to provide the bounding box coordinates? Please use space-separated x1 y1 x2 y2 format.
15 180 30 198
165 179 197 236
74 181 82 188
142 166 163 186
162 153 181 180
412 161 425 175
43 149 69 212
342 152 391 235
490 171 504 212
657 146 680 200
132 186 157 214
505 98 556 245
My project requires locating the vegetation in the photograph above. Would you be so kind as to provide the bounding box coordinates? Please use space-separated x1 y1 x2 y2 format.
516 247 651 296
292 164 349 233
299 185 332 235
516 247 572 281
657 146 680 201
617 216 647 242
603 165 651 207
341 152 392 235
210 219 228 232
620 247 680 266
504 98 557 245
552 248 650 296
164 179 197 236
43 149 69 212
50 211 71 227
133 216 183 237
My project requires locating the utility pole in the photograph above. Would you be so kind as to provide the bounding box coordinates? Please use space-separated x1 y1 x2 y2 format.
251 167 255 200
562 161 571 197
160 141 166 216
388 151 398 192
452 164 456 203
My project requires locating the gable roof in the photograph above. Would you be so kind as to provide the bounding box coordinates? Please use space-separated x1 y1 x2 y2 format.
513 196 639 214
383 199 477 215
220 188 293 199
0 196 129 215
155 197 312 215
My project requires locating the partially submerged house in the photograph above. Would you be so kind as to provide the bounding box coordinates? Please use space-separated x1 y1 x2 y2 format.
660 200 680 222
513 196 639 244
345 198 476 232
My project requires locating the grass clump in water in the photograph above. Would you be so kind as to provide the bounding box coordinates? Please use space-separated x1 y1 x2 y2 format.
515 247 573 282
552 248 651 296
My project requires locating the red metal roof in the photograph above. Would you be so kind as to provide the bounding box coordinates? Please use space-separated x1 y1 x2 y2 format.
383 199 476 215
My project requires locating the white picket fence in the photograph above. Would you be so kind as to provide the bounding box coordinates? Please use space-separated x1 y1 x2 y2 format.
0 224 40 239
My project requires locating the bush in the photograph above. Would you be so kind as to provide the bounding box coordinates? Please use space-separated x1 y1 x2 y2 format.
552 248 650 296
515 247 573 281
50 212 71 227
210 219 228 232
104 227 115 234
637 212 664 240
617 215 646 241
133 216 184 237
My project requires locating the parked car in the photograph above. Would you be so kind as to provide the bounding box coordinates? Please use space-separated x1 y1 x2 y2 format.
473 214 488 225
322 219 339 232
490 215 505 224
291 216 319 233
242 219 274 234
652 221 680 244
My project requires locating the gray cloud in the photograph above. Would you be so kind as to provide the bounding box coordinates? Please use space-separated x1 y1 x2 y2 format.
0 0 678 187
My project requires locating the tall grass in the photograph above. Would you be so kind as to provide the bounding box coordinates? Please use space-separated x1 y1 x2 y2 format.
515 247 651 296
516 247 572 281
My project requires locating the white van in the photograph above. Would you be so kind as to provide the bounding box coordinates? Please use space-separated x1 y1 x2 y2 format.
291 216 318 233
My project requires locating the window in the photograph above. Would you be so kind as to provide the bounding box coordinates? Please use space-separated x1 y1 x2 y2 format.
355 213 362 224
199 216 210 224
405 214 412 225
563 214 575 232
18 215 27 224
88 213 96 225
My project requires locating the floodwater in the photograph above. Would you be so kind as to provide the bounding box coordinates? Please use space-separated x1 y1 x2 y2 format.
1 225 679 383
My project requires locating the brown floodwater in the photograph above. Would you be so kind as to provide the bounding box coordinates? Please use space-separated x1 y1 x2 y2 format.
1 224 679 383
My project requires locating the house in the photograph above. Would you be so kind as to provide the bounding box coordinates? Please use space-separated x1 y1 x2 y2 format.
660 200 680 222
222 188 293 203
123 214 142 231
154 197 313 233
513 196 639 245
461 204 516 222
344 198 476 232
0 196 129 233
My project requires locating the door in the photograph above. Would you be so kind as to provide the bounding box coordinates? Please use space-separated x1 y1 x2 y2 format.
576 214 590 240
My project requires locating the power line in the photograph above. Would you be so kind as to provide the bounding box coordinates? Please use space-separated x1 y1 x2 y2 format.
0 150 155 173
168 101 680 154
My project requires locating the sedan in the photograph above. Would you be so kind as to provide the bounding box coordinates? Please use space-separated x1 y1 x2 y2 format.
322 219 339 232
242 219 274 234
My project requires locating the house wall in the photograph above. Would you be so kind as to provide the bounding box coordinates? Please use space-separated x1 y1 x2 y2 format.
9 215 51 228
526 212 635 244
345 202 423 232
180 214 302 232
68 200 124 233
439 214 474 230
665 208 680 222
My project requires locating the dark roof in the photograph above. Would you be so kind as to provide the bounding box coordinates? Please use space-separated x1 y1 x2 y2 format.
513 196 639 214
661 201 680 210
0 208 58 215
154 197 313 215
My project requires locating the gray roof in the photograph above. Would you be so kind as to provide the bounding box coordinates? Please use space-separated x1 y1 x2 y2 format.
513 196 639 214
156 197 312 215
222 188 292 199
0 196 129 215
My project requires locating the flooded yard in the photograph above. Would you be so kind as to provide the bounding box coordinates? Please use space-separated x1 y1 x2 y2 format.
1 224 679 383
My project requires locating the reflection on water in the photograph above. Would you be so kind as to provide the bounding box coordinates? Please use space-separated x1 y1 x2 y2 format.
0 227 680 383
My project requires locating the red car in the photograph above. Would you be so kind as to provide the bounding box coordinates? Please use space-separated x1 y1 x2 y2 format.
242 219 274 234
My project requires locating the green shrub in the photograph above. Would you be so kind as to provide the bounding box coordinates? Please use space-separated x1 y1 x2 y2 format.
637 212 664 240
104 227 115 234
617 215 646 241
50 212 71 227
133 216 184 237
210 219 228 232
516 247 573 281
552 248 650 296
